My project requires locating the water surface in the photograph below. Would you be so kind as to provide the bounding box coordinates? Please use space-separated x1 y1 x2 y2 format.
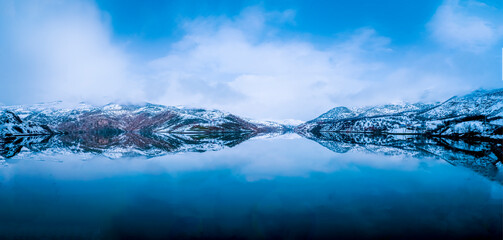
0 134 501 239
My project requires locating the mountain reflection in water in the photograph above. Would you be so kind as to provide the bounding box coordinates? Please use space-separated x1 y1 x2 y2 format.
301 132 503 184
0 132 501 239
1 131 501 185
0 132 256 159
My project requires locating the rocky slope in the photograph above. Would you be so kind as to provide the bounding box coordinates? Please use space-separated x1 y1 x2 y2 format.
0 111 53 139
297 89 503 139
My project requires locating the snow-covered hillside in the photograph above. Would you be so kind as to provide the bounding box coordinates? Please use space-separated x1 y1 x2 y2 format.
0 111 53 138
0 102 287 135
297 89 503 139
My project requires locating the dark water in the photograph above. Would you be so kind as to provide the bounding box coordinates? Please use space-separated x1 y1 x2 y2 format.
0 134 501 239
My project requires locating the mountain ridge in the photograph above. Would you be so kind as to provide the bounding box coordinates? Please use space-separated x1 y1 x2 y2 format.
296 88 503 139
0 102 291 139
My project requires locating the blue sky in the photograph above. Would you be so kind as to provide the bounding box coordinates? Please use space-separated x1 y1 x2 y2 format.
96 0 440 50
0 0 502 120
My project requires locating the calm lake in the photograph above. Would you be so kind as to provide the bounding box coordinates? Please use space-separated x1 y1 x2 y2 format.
0 133 501 239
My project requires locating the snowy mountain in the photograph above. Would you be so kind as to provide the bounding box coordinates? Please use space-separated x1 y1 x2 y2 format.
0 102 287 136
297 89 503 139
0 111 53 138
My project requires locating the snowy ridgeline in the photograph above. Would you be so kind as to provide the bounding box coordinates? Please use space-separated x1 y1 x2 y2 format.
1 88 502 140
0 111 53 138
297 89 503 139
0 103 291 139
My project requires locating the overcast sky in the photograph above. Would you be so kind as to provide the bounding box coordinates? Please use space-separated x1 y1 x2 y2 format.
0 0 502 120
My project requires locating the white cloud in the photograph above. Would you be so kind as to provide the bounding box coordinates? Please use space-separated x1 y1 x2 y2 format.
0 0 144 105
0 1 498 120
429 0 502 52
144 10 474 120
